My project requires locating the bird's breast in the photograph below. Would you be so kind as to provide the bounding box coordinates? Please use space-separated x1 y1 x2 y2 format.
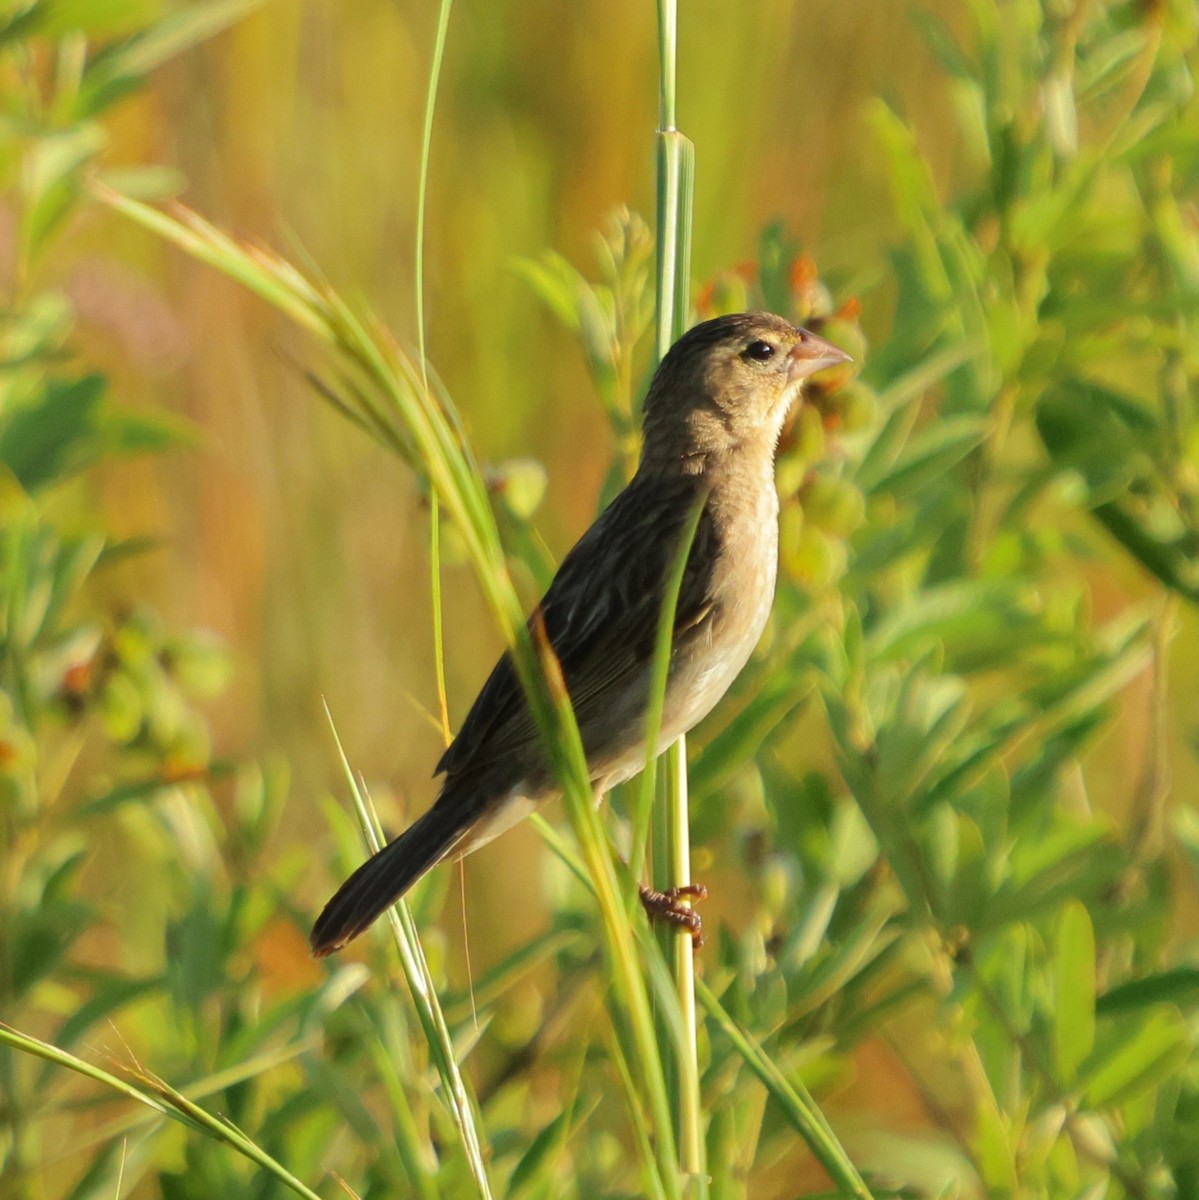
659 477 778 741
585 465 780 794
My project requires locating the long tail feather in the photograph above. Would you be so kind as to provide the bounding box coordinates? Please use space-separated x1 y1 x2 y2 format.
310 802 473 957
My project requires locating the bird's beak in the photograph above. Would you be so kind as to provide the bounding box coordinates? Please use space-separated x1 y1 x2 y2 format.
787 330 853 380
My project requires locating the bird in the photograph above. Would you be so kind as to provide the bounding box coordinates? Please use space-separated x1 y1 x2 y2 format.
310 311 850 956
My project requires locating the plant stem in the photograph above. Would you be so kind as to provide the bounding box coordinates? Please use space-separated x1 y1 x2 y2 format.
416 0 456 745
697 982 875 1200
665 740 704 1197
654 1 704 1195
325 709 495 1200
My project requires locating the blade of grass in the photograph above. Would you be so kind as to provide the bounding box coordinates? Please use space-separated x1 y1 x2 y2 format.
68 979 368 1154
696 981 875 1200
653 2 704 1196
529 618 681 1198
0 1023 324 1200
415 0 455 745
605 1020 672 1200
629 496 705 882
323 704 494 1200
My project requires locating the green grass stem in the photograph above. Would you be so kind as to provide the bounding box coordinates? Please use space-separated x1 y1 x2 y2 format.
697 980 875 1200
0 1023 324 1200
653 2 704 1195
416 0 455 745
324 704 495 1199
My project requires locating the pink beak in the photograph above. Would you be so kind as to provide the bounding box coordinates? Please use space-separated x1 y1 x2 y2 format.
787 330 852 380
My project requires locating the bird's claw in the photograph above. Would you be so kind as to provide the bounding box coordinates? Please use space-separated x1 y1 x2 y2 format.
639 882 709 949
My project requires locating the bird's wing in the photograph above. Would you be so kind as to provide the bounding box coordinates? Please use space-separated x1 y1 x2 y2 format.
435 472 716 779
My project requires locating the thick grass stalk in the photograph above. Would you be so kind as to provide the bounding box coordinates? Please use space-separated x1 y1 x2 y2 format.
653 1 704 1196
664 741 703 1183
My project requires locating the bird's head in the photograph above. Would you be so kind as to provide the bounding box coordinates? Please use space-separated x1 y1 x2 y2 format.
641 312 850 466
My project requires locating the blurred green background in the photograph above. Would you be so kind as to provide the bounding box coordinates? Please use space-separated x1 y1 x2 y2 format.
7 0 1199 1197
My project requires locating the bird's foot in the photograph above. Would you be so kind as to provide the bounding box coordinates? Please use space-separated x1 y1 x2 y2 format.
638 882 709 949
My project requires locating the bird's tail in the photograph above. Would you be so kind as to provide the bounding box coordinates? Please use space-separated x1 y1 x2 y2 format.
309 800 474 957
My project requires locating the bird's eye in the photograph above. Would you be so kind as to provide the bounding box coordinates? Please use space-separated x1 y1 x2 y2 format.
742 340 776 362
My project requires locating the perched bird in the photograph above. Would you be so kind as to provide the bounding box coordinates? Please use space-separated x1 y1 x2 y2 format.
310 311 849 956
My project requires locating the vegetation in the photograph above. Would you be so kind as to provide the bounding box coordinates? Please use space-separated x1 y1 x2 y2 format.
2 1 1199 1197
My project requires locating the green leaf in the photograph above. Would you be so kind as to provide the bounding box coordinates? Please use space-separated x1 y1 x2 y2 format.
103 405 198 454
785 896 898 1011
36 973 163 1099
509 1110 572 1195
30 0 162 38
1036 380 1156 488
910 10 975 79
0 1024 325 1200
872 342 978 416
690 675 811 803
10 899 95 999
866 579 1035 661
985 827 1122 931
865 100 952 302
1096 968 1199 1017
1081 1009 1191 1109
698 980 876 1200
0 375 193 492
974 1097 1018 1193
1091 501 1199 604
511 253 588 333
19 124 106 263
0 375 106 489
876 669 971 811
1035 379 1199 601
166 889 227 1012
858 416 987 498
77 0 268 116
1052 900 1096 1082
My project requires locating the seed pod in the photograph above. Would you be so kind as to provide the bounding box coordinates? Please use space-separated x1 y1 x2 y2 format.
803 476 866 538
782 523 847 589
834 380 879 434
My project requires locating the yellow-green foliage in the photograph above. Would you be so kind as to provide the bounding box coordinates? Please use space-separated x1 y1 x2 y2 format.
3 2 1199 1199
